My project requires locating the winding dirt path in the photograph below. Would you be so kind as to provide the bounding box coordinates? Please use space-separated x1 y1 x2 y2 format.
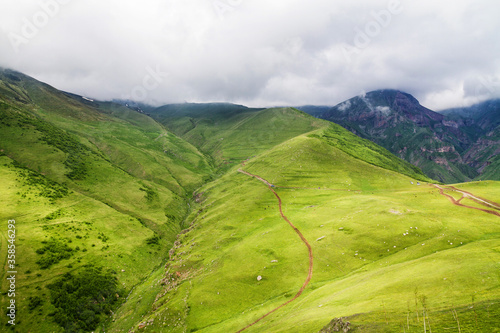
237 169 314 332
432 184 500 217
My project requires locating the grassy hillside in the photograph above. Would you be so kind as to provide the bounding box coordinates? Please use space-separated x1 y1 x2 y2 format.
2 69 498 332
309 124 432 183
0 155 168 332
151 105 324 170
110 128 499 332
152 104 431 183
0 69 213 332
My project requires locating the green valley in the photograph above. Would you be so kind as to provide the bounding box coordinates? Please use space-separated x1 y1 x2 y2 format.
0 69 212 332
1 69 499 333
116 128 499 332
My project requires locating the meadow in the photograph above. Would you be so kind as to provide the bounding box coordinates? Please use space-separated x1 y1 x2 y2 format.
0 70 212 332
112 131 500 332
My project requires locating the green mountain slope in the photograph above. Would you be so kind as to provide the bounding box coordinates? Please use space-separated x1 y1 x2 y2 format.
2 69 499 333
110 127 499 332
150 104 323 168
310 124 431 183
0 69 213 332
151 104 430 183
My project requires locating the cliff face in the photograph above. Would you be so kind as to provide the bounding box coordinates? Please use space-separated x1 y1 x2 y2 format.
441 100 500 179
304 90 500 183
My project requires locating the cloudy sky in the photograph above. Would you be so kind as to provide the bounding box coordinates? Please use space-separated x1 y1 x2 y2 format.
1 0 499 110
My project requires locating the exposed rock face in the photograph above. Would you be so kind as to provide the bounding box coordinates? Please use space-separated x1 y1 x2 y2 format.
441 100 500 179
319 317 351 333
301 90 500 183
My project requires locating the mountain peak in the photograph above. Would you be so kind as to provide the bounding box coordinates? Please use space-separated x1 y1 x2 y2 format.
328 89 442 126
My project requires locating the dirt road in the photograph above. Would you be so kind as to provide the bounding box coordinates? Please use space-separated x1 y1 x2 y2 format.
237 169 314 332
433 184 500 217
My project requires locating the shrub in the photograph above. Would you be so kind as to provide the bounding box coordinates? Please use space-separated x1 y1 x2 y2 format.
35 239 74 269
47 265 123 332
139 185 158 203
28 296 43 310
12 162 69 200
146 235 161 245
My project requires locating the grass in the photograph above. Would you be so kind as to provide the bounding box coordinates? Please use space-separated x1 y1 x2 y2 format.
152 106 325 172
0 155 172 332
115 132 500 332
451 180 500 202
1 69 499 332
0 70 213 332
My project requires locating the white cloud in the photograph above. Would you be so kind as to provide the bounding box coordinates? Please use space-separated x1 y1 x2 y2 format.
376 106 391 115
0 0 499 109
338 100 352 112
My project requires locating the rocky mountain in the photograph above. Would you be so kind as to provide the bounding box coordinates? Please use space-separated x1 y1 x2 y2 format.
300 90 500 183
441 100 500 180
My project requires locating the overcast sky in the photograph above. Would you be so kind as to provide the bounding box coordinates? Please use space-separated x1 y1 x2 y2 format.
1 0 499 110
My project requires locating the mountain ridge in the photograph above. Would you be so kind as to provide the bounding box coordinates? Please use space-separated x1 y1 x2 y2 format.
4 67 496 184
299 90 500 183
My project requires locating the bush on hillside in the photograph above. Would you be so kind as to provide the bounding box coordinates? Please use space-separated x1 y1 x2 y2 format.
48 265 123 332
35 238 74 269
12 160 69 200
3 108 91 180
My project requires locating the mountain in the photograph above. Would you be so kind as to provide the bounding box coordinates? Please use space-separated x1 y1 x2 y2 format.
441 100 500 179
109 117 500 333
149 103 430 181
295 105 331 118
2 70 500 333
299 90 500 183
0 68 213 332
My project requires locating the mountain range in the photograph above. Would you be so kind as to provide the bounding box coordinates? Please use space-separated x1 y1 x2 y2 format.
298 90 500 183
1 68 499 332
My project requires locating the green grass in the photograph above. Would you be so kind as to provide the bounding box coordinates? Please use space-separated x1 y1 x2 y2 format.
450 180 500 203
1 69 499 332
114 132 499 332
0 156 171 332
152 106 326 171
0 70 213 332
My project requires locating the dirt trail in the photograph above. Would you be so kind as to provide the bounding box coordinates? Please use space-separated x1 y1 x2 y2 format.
275 185 360 192
237 169 359 192
237 169 314 333
445 185 500 210
432 184 500 217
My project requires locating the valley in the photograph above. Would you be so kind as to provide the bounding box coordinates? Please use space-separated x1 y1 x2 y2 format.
132 132 498 332
1 69 499 332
